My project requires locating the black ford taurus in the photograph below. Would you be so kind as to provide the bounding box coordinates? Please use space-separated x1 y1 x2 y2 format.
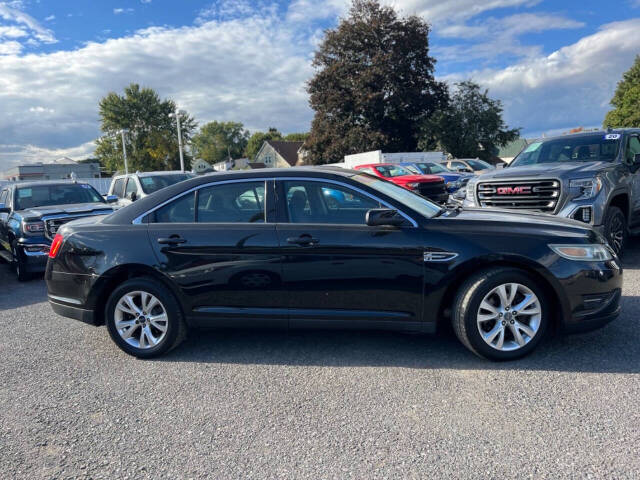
46 168 622 360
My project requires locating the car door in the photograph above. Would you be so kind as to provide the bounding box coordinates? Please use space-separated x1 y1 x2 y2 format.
147 179 286 328
275 178 425 330
624 135 640 226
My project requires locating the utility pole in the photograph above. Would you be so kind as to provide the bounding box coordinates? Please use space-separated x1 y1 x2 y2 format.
170 109 187 172
120 129 129 174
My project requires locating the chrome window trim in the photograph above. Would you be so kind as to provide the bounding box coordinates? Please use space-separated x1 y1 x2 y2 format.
133 176 418 227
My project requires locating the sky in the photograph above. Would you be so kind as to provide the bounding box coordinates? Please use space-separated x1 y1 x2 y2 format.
0 0 639 167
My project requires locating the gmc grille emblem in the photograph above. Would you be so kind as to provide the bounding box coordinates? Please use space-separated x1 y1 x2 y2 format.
496 186 532 195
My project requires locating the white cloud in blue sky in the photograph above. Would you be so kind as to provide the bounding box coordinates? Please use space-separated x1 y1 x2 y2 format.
0 0 638 166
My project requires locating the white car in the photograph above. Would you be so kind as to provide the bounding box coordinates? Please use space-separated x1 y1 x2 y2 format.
108 171 195 207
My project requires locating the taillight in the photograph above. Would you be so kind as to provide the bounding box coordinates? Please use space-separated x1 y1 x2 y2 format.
49 234 64 258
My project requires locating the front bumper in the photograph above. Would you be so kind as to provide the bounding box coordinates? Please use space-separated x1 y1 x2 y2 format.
16 239 50 273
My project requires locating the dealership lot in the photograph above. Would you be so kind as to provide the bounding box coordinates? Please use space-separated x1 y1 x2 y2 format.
1 250 639 479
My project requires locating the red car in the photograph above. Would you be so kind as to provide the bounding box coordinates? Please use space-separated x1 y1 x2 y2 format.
354 163 449 204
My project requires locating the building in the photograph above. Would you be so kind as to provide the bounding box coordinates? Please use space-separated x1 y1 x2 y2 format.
343 150 447 169
2 157 101 181
191 158 213 174
253 140 305 168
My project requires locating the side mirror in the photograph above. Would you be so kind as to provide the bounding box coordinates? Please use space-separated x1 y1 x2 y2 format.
105 195 118 204
366 208 405 227
128 191 137 202
0 203 9 214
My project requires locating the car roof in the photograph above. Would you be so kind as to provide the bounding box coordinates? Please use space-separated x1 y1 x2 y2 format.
535 128 640 142
355 163 407 168
10 181 92 188
113 171 192 179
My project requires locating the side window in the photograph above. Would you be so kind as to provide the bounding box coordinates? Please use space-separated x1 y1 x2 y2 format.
125 178 138 197
283 181 381 225
153 193 195 223
0 189 7 205
197 181 265 223
359 167 377 175
113 178 125 198
450 162 465 170
626 136 640 163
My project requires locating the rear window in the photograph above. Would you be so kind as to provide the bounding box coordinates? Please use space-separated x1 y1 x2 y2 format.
139 174 193 194
15 184 105 210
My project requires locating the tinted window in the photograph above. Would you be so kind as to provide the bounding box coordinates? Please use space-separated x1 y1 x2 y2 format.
125 178 138 196
139 174 193 194
283 181 380 225
626 136 640 163
450 161 466 169
511 134 621 167
113 178 125 198
374 165 412 178
466 159 493 170
153 193 195 223
197 182 265 223
0 189 7 205
14 184 104 210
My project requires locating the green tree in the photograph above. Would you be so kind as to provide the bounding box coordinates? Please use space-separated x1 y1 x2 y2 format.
604 55 640 128
284 132 309 142
192 121 249 165
244 127 283 160
421 80 519 161
95 83 196 172
305 0 448 164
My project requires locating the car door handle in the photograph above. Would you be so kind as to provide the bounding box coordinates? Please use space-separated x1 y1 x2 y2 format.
287 235 319 246
157 236 187 245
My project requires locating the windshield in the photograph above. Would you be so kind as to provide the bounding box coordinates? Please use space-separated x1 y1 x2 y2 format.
511 134 621 167
374 165 413 178
139 174 193 194
354 173 441 219
466 159 493 170
15 184 105 210
413 162 449 174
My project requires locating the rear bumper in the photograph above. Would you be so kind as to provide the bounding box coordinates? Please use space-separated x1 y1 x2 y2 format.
49 297 97 325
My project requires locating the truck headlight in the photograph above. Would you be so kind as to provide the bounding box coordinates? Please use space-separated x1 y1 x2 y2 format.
23 221 45 234
465 181 476 205
549 244 613 261
406 182 420 189
570 177 602 200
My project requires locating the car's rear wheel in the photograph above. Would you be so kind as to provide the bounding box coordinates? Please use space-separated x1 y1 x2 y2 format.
12 242 29 282
604 206 626 256
105 278 187 358
453 268 549 361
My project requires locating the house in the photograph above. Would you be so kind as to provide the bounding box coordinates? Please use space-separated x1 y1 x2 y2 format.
212 158 251 171
191 158 213 174
252 140 306 168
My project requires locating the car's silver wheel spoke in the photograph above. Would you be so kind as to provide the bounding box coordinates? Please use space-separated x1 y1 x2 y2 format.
114 291 168 350
476 282 541 352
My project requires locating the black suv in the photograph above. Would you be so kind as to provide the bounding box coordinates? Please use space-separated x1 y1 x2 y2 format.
464 129 640 255
46 168 621 361
0 182 116 280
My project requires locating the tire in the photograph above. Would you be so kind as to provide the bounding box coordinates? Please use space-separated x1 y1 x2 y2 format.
12 241 30 282
452 268 550 361
105 277 187 358
603 206 626 257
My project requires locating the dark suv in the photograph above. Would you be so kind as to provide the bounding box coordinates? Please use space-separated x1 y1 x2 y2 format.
0 182 116 280
464 129 640 255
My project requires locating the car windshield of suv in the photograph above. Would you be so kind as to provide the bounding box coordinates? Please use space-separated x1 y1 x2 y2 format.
374 165 413 178
510 134 621 167
15 184 105 210
139 174 193 194
466 159 493 170
412 162 449 174
354 173 442 219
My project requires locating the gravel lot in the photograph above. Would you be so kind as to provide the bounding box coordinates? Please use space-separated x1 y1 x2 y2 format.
1 245 639 479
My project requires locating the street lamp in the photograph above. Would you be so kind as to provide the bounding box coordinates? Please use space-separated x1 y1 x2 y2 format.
118 129 129 175
169 109 187 172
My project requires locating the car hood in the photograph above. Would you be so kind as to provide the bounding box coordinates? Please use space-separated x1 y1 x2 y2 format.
392 174 442 183
477 161 611 181
439 207 600 242
19 203 114 220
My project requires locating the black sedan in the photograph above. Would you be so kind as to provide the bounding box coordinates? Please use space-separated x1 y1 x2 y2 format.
45 168 622 360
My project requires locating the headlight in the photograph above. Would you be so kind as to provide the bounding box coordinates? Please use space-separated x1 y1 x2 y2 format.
406 182 419 189
23 221 45 234
549 244 613 261
570 177 602 200
465 181 476 205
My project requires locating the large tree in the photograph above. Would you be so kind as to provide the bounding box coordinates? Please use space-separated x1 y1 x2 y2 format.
95 83 196 172
305 0 448 164
603 55 640 128
244 127 283 160
192 121 249 165
420 81 520 161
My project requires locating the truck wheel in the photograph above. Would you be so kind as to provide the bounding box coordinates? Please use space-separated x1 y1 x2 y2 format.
12 242 29 282
452 268 549 361
105 277 187 358
603 206 626 256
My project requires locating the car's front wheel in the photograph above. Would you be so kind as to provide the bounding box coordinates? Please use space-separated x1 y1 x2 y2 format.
12 241 29 282
453 268 549 361
603 206 626 257
105 277 187 358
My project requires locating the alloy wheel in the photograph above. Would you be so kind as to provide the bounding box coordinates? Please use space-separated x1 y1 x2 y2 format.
608 213 624 254
476 283 541 352
114 291 168 349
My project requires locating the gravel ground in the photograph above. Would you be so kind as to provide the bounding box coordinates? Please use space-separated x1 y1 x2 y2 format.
1 245 639 479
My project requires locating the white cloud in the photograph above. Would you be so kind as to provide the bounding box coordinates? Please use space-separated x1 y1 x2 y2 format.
0 142 96 169
0 25 27 38
0 2 56 43
0 39 21 54
44 14 55 22
0 15 314 165
113 8 134 15
382 0 540 23
28 106 55 114
447 19 640 134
